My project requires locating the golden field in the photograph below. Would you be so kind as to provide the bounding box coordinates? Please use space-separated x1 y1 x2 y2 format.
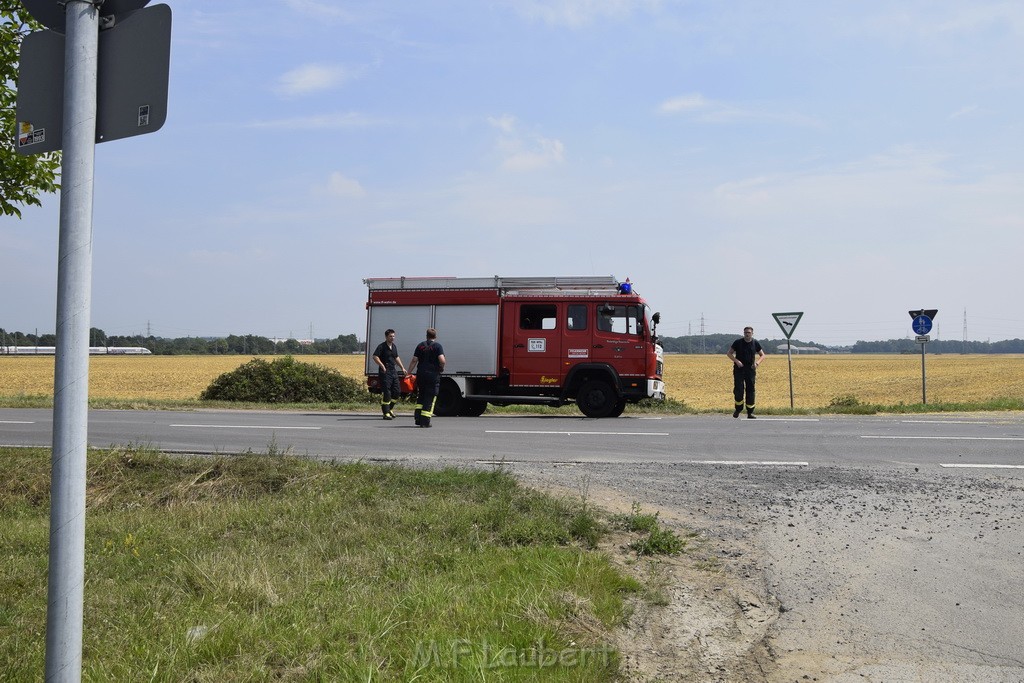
2 353 1022 410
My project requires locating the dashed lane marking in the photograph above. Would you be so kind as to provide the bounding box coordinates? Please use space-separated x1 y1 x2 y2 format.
901 419 993 425
484 430 668 436
170 424 322 430
940 463 1024 469
862 435 1024 441
0 420 35 424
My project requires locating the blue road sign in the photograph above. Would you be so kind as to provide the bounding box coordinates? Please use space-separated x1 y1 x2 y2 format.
912 315 933 335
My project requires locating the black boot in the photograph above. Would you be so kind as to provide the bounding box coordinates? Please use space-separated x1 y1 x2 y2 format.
382 403 392 420
414 408 422 426
733 406 742 418
387 402 396 419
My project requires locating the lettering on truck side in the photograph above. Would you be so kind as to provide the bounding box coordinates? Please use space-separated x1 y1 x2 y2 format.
567 348 589 358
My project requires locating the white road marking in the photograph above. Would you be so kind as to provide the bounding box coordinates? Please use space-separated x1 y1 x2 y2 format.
170 424 321 430
691 460 809 466
862 435 1024 441
485 430 668 436
940 464 1024 469
0 420 34 424
751 418 820 422
901 420 992 425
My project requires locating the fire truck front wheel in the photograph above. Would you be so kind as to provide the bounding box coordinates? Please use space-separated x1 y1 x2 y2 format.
577 379 619 418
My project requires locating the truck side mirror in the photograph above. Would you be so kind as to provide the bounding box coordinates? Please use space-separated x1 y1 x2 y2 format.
652 312 661 325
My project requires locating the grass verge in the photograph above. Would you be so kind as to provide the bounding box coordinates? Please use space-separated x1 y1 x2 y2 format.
0 447 642 681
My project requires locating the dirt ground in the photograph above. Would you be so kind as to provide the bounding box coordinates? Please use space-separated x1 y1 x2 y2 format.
525 463 1024 683
535 482 782 682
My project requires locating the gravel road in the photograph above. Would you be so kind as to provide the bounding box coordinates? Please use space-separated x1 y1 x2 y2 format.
510 459 1024 682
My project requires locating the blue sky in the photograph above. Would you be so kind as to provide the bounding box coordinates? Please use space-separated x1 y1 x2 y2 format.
4 0 1023 346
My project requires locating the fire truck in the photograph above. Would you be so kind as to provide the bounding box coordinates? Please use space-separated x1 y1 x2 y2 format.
363 276 665 418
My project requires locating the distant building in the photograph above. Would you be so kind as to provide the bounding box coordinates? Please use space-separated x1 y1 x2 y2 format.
775 345 825 354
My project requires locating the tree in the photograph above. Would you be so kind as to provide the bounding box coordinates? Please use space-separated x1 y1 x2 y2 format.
1 5 61 218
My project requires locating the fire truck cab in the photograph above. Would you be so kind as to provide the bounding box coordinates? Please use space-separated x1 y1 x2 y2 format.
364 276 665 418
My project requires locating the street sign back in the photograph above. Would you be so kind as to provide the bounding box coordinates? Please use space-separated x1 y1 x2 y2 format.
20 0 150 34
908 309 938 320
16 4 171 155
772 312 804 340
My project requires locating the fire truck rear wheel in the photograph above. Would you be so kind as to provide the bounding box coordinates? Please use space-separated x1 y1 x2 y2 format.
577 379 618 418
459 399 488 417
435 379 464 417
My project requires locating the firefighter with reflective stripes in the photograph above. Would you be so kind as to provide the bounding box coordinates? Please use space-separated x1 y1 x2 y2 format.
408 328 446 428
727 326 764 419
372 329 407 420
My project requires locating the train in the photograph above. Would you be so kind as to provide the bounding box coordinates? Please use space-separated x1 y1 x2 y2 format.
0 346 152 355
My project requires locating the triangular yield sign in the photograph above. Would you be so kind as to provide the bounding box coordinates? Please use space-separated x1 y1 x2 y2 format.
772 312 803 339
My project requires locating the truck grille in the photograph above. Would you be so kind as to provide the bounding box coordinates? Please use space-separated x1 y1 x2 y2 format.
656 360 663 376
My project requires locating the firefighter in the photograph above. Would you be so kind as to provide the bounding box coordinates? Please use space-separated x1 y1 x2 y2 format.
407 328 446 428
372 329 407 420
727 326 764 419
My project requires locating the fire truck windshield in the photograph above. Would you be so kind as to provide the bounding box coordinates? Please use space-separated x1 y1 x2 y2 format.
597 304 643 335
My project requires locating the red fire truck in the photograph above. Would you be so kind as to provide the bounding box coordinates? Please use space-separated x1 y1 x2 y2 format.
364 276 665 418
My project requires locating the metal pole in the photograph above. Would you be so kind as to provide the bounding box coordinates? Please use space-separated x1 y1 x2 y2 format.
921 341 927 404
787 339 794 409
45 2 99 681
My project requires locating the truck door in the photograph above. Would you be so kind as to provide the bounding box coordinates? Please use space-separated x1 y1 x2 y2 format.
592 303 647 379
509 302 562 387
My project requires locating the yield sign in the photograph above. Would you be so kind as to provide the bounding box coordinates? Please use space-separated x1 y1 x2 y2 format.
772 311 804 339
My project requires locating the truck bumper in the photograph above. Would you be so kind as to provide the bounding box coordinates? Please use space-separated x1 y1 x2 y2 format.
648 380 665 400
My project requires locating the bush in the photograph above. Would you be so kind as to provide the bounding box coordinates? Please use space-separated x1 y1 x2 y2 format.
200 356 370 403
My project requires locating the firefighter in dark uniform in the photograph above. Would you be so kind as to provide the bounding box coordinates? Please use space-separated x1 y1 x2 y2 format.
407 328 446 428
727 326 765 419
372 329 406 420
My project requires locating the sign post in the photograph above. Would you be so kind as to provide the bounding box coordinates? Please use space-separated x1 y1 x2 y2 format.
772 312 803 409
909 309 937 404
16 2 169 680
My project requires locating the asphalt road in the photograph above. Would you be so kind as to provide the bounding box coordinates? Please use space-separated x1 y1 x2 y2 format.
3 407 1023 681
2 408 1024 469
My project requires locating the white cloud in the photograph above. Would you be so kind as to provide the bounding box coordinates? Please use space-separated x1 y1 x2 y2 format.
949 104 981 120
246 112 376 129
657 93 713 114
506 0 662 28
317 172 367 199
657 92 821 127
487 114 517 134
488 115 566 171
276 63 352 96
283 0 355 21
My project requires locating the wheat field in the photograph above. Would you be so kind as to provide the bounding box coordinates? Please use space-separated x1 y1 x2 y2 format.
2 353 1022 410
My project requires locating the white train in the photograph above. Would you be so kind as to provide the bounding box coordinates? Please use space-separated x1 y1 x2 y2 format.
0 346 153 355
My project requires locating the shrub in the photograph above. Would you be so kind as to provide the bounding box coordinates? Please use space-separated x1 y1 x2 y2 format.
829 394 861 408
200 356 370 403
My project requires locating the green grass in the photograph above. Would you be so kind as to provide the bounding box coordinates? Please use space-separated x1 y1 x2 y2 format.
0 447 642 681
610 503 687 557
